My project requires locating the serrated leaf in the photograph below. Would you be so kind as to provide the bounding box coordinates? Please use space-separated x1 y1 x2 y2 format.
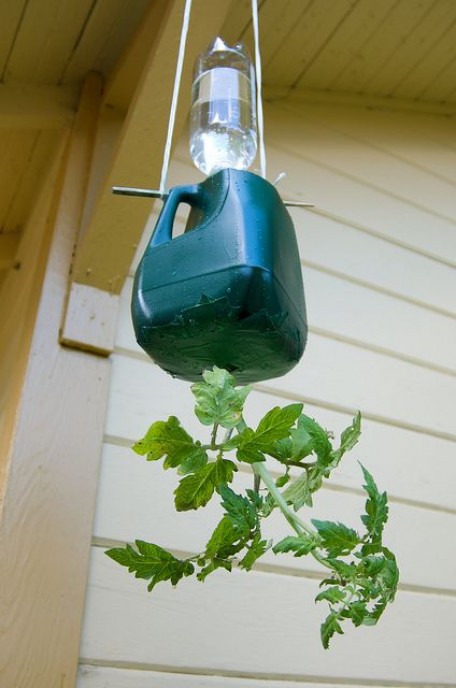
315 587 346 604
178 448 208 475
197 558 232 582
106 541 194 591
174 459 236 511
191 366 251 429
218 485 257 534
321 612 344 649
297 415 333 465
132 416 205 469
272 534 316 556
289 425 313 461
239 532 269 571
330 412 361 467
311 520 360 557
346 601 368 627
360 463 389 546
282 471 314 511
326 558 357 581
255 404 303 448
205 516 244 559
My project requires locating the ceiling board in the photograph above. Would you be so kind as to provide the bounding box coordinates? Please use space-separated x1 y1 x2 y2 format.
265 0 359 87
0 0 28 79
365 0 456 96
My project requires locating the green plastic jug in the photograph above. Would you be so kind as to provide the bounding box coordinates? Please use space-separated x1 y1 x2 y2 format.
131 169 307 383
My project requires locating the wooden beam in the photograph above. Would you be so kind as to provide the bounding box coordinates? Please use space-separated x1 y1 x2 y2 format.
71 0 233 294
0 233 20 270
0 74 111 688
0 82 77 129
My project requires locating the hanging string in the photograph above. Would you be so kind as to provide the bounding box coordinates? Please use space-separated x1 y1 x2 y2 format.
252 0 266 179
159 0 193 197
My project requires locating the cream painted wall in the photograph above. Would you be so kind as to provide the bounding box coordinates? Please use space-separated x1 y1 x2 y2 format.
77 101 456 687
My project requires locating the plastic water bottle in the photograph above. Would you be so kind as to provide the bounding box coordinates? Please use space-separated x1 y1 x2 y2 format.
189 37 257 176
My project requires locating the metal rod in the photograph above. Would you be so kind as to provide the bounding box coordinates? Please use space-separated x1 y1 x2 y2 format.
112 186 168 199
283 201 315 207
112 186 314 207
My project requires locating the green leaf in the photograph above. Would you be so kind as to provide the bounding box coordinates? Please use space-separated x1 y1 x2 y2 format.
174 459 236 511
275 473 290 487
229 405 303 464
297 415 332 465
204 516 244 559
239 532 269 571
321 612 344 649
311 520 360 557
289 425 314 461
254 404 303 448
197 558 232 582
106 541 194 592
132 416 205 469
218 485 257 534
330 412 361 467
325 558 357 581
315 587 345 604
360 463 389 546
282 470 322 511
178 449 208 475
191 366 251 429
345 601 368 627
272 534 317 556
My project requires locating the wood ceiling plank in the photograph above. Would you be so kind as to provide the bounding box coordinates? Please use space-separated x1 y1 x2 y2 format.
293 0 397 91
332 0 435 93
4 0 77 81
4 131 61 234
364 0 456 96
219 0 255 45
264 0 359 88
0 0 28 78
241 0 311 73
71 0 233 293
418 48 456 102
62 0 150 86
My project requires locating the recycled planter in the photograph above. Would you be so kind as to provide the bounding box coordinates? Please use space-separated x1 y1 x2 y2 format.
131 168 307 383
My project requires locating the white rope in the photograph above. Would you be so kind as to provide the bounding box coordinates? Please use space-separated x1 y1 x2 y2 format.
252 0 266 179
159 0 193 196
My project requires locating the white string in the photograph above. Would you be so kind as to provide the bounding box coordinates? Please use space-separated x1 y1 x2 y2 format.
252 0 266 179
159 0 193 196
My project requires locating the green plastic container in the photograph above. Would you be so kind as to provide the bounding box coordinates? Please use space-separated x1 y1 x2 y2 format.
131 168 307 383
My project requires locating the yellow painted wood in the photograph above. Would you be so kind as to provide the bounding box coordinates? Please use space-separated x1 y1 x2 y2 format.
219 0 254 46
417 27 456 101
293 0 397 91
364 0 456 96
265 0 358 87
0 233 20 270
0 75 111 688
61 0 150 86
332 0 435 93
5 0 85 81
0 0 27 77
72 0 232 293
103 0 171 111
0 83 77 129
241 0 311 72
4 130 61 234
0 131 38 230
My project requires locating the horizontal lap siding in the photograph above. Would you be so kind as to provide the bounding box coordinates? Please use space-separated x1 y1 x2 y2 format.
78 103 456 686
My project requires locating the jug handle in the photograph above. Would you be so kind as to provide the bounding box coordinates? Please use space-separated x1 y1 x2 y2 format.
150 184 200 248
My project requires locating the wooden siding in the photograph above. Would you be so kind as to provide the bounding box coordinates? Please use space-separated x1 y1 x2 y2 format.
77 101 456 687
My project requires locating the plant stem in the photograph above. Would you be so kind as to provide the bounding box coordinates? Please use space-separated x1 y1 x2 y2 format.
211 422 219 450
251 461 313 536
